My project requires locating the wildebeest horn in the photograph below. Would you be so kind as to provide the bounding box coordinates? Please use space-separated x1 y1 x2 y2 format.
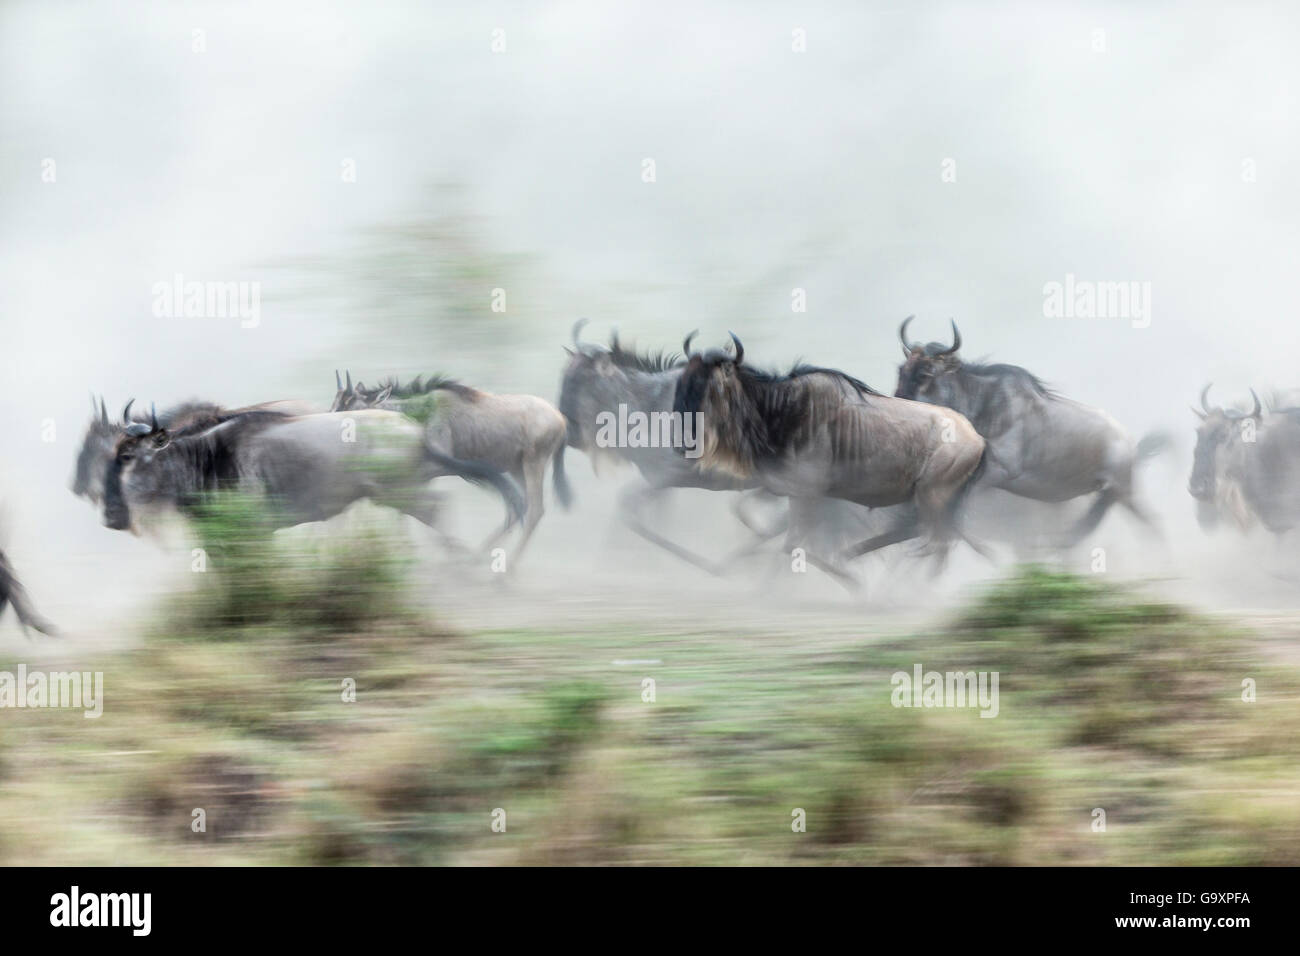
100 396 109 426
937 319 962 356
1200 383 1213 415
345 370 352 391
683 330 699 357
729 331 744 365
335 369 342 390
150 402 158 431
572 318 590 348
122 399 135 423
899 315 918 352
1249 388 1262 419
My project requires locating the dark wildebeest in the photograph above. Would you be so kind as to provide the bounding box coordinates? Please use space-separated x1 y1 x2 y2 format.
101 405 524 536
0 546 55 636
560 322 901 583
1189 385 1300 535
673 332 989 567
894 317 1164 544
329 370 567 560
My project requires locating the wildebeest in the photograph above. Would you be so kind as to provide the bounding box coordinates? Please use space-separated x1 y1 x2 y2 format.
559 320 792 574
0 545 55 636
101 405 525 537
73 396 317 510
1189 384 1300 535
894 317 1164 544
673 332 989 566
329 370 568 560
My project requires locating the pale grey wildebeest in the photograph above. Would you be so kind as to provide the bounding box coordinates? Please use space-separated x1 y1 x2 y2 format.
101 405 524 538
895 318 1165 545
1190 385 1300 537
72 396 317 510
557 320 887 583
672 332 989 570
0 545 55 636
329 370 568 561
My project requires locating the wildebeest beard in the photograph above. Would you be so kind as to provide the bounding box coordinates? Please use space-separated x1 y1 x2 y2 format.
674 363 879 479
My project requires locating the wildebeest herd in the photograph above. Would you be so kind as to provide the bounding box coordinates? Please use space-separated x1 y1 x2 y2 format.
3 316 1299 636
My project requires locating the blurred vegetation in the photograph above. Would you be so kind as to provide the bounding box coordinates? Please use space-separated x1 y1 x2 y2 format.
2 562 1299 864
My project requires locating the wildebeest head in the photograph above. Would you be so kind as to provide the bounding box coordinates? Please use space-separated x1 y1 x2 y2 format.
558 319 683 452
894 316 963 404
330 370 396 411
1189 383 1260 505
330 369 358 411
102 402 173 531
71 394 117 503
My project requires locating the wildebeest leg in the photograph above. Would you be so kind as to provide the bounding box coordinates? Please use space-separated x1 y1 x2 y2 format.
509 459 549 564
392 487 476 564
620 484 723 576
0 548 56 637
1063 489 1118 546
782 498 862 592
732 490 787 539
841 512 921 561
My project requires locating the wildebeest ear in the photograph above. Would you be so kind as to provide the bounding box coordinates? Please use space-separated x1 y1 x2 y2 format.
373 385 393 405
151 430 171 450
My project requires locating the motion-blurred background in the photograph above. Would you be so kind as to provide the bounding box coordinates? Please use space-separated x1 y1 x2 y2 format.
1 1 1299 864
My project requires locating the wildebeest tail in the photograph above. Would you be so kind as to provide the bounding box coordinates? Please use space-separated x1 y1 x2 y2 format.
424 447 526 526
0 548 57 637
1135 430 1171 463
552 443 574 510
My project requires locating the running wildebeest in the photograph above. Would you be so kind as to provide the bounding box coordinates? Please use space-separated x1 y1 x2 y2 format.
560 322 901 583
73 396 317 510
673 332 989 567
894 317 1165 544
559 321 789 574
1189 384 1300 535
0 545 55 637
329 370 567 560
101 405 524 537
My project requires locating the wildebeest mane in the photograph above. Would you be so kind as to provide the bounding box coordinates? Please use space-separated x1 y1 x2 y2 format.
677 361 882 476
608 339 684 374
959 360 1056 399
375 375 481 402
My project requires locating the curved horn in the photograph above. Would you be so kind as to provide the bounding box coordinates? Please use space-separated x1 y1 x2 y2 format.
100 396 109 426
1200 383 1213 415
899 315 917 351
122 399 135 423
335 369 342 389
728 331 744 365
571 317 590 349
938 319 962 356
1249 388 1262 419
345 370 352 391
683 329 699 357
150 402 158 432
610 326 621 350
